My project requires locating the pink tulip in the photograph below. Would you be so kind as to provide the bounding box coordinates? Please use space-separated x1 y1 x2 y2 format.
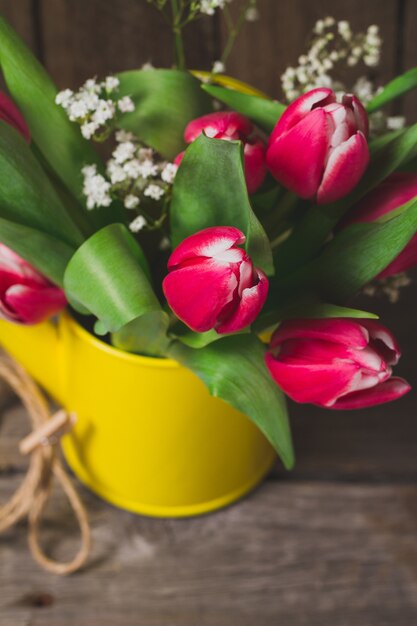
0 91 30 143
341 172 417 278
265 318 410 409
0 244 67 324
266 88 369 204
178 112 267 194
163 226 268 333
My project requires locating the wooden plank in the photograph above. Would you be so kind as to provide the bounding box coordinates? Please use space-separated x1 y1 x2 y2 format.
220 0 400 99
401 0 417 122
0 0 38 51
38 0 216 89
1 475 417 625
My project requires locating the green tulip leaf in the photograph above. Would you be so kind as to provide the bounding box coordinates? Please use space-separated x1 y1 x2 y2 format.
64 223 160 332
0 16 109 222
367 67 417 113
0 120 84 248
0 218 74 286
170 134 274 275
169 334 294 469
112 310 171 357
202 84 284 133
117 69 213 160
312 196 417 301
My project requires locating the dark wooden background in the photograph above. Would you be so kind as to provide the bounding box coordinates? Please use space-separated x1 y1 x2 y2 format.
2 2 417 624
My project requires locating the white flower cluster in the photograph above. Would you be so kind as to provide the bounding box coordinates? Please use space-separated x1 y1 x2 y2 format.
56 76 134 140
198 0 231 16
281 17 382 103
363 273 412 304
352 76 406 135
81 130 177 234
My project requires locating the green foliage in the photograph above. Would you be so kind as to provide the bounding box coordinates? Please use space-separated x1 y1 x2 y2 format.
117 69 213 160
367 67 417 113
202 84 285 132
170 134 274 274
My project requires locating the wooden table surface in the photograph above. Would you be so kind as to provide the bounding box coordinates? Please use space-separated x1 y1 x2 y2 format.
1 290 417 625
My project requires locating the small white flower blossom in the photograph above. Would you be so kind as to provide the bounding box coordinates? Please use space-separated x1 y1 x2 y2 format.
129 215 147 233
141 62 154 71
123 159 143 179
161 163 178 184
386 116 406 130
107 160 128 184
115 129 135 143
113 141 137 164
82 164 112 209
144 184 164 201
199 0 229 16
245 6 259 21
103 76 120 92
138 159 159 179
55 89 73 108
81 122 99 139
124 194 140 210
212 60 225 74
117 96 135 113
159 237 171 251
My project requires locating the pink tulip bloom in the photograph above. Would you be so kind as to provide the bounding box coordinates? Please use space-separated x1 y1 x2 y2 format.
341 172 417 278
178 112 267 194
266 88 369 204
0 244 67 324
0 91 30 143
163 226 268 333
265 318 410 409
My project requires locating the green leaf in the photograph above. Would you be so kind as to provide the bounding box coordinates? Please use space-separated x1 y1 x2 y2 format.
111 310 171 357
367 67 417 113
0 17 106 217
170 134 274 275
169 334 294 469
0 121 83 247
0 218 74 286
312 196 417 301
64 223 160 332
255 294 379 332
202 84 284 133
117 69 213 160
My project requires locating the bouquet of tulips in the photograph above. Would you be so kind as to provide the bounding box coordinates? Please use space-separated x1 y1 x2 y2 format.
0 3 416 470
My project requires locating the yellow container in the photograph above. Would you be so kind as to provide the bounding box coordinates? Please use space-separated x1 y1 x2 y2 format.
0 313 275 517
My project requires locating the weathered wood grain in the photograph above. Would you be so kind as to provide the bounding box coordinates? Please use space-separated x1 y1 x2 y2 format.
402 0 417 122
0 0 38 51
37 0 216 89
1 471 417 625
220 0 400 99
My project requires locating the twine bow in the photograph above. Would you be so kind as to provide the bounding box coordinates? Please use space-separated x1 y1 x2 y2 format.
0 355 91 575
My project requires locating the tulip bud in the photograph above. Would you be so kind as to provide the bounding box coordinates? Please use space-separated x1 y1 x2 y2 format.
163 226 268 333
179 112 266 194
266 88 369 204
0 244 67 324
265 318 410 409
341 172 417 278
0 91 30 143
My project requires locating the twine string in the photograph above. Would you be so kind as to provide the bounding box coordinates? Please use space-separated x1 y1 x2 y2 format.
0 355 91 575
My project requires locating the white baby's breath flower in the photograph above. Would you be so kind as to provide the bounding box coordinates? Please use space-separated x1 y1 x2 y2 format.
144 184 164 201
245 6 259 21
159 237 171 251
83 78 100 92
386 116 406 130
129 215 147 233
82 165 112 209
55 89 73 108
81 121 98 139
212 60 225 74
103 76 120 92
161 163 178 184
107 160 128 184
92 100 116 125
141 62 154 71
123 159 142 179
124 194 140 209
113 141 136 164
117 96 135 113
68 99 89 121
115 129 135 143
138 159 159 179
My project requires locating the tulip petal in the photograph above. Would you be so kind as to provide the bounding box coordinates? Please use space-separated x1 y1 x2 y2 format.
5 284 67 324
269 87 334 142
217 269 268 333
360 319 401 365
270 318 370 351
168 226 245 269
0 91 30 143
163 259 238 332
332 377 411 409
317 131 369 204
244 141 266 194
267 108 331 199
184 112 253 143
265 353 360 406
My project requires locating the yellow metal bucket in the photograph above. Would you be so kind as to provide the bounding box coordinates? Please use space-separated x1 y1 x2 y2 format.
0 313 275 517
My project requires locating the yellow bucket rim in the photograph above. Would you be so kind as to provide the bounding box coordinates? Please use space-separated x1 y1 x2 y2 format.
62 311 180 370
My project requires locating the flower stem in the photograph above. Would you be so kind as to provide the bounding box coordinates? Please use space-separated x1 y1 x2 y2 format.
171 0 186 70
